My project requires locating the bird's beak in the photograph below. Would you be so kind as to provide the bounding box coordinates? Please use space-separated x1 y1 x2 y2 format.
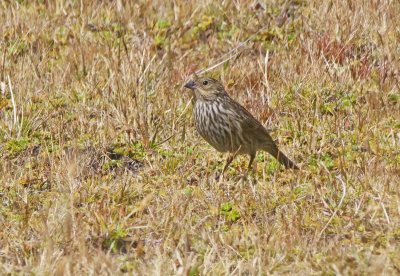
184 80 196 89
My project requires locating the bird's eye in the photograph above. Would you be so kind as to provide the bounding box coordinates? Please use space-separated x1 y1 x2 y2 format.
203 81 208 85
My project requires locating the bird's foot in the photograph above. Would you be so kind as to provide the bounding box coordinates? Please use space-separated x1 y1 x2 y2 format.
215 172 223 182
229 173 246 183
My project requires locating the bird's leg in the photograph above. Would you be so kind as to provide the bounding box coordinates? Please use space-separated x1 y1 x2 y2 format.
217 146 241 180
216 154 234 180
222 154 234 174
216 154 234 181
244 153 256 178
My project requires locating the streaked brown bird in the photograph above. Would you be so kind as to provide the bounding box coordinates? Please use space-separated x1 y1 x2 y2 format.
184 75 298 176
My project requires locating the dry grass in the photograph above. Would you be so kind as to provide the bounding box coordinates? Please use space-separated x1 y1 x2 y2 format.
1 0 400 275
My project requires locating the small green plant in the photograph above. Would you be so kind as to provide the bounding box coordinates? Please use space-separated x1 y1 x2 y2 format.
221 203 240 222
6 137 30 155
102 228 128 252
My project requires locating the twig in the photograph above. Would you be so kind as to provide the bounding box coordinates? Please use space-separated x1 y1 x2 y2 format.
196 25 269 75
196 51 242 75
371 191 391 224
154 97 193 147
353 192 365 217
381 201 390 224
263 50 270 105
18 106 23 137
8 75 18 133
315 174 346 242
226 244 243 259
139 53 156 84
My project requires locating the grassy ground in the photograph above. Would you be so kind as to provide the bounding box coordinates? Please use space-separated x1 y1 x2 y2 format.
1 0 400 274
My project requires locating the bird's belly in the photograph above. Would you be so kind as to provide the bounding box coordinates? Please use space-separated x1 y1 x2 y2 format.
193 102 243 153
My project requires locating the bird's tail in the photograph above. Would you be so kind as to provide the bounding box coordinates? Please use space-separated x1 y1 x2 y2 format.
263 144 299 169
276 150 299 169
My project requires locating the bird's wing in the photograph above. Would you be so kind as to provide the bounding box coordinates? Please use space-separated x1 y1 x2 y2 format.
223 96 298 169
229 100 278 147
241 113 267 133
232 101 268 134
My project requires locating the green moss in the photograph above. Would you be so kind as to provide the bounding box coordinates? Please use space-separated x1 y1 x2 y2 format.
6 137 30 155
102 227 128 252
221 203 240 222
157 19 170 29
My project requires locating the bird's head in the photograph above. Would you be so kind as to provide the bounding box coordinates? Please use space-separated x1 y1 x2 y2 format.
184 75 226 101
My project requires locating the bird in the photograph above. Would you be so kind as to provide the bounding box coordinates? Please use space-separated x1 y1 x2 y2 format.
184 75 299 177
